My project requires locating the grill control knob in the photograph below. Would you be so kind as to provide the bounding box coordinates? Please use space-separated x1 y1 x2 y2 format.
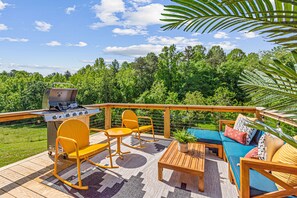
84 111 88 115
72 113 77 116
79 112 83 115
66 113 70 117
52 115 57 120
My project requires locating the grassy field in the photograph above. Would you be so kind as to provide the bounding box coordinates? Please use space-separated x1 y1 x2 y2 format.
0 124 47 167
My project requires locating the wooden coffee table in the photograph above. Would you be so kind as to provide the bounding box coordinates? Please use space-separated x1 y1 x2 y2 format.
158 141 205 192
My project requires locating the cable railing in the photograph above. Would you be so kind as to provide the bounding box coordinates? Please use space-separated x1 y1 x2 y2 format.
0 103 296 168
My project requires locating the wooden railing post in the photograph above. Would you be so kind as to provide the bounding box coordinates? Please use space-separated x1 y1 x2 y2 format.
164 107 170 138
105 106 111 129
255 108 263 121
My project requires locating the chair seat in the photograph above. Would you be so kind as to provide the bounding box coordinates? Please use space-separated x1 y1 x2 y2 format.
68 143 109 159
131 125 152 133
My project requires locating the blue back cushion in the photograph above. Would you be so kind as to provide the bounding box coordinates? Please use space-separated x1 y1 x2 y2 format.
250 130 265 145
187 128 222 145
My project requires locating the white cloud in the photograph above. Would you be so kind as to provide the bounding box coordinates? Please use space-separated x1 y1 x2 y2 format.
241 31 259 39
90 1 164 30
235 37 241 40
112 27 147 35
0 37 28 42
147 36 202 47
105 36 202 57
0 24 8 31
81 60 94 64
214 32 229 39
65 5 76 14
67 41 87 47
123 3 164 27
0 0 8 10
105 44 164 57
191 33 201 36
35 21 52 32
131 0 152 3
46 41 61 46
91 0 125 29
210 41 236 51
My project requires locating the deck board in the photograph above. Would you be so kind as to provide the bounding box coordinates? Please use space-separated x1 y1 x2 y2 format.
0 133 238 198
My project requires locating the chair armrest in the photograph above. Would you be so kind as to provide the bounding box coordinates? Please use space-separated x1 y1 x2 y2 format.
219 120 235 131
56 136 79 156
90 128 111 144
239 158 297 198
137 116 153 125
90 128 110 138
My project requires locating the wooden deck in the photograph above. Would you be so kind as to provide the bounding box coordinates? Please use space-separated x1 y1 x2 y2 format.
0 133 238 198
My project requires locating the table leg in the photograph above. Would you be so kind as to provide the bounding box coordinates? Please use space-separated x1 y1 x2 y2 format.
198 174 204 192
107 137 130 160
158 165 163 181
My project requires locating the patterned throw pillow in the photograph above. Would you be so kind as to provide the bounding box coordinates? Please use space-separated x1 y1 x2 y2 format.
224 125 247 145
245 147 259 159
234 116 257 145
258 134 266 160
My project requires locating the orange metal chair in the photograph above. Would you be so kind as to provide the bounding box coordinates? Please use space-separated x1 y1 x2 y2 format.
53 119 117 190
121 110 156 147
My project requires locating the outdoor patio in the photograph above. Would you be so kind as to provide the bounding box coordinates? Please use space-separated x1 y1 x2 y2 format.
0 133 238 198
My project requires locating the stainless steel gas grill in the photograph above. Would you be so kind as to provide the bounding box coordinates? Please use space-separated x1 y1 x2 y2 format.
34 87 100 155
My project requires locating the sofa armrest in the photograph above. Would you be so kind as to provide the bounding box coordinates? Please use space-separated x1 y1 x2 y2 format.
219 120 235 131
239 158 297 198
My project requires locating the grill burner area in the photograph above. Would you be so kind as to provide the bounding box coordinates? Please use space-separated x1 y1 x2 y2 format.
33 87 100 155
42 108 99 121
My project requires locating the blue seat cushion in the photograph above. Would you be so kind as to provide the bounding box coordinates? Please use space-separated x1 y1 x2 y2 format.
229 156 278 197
222 140 255 159
188 128 222 145
219 131 238 143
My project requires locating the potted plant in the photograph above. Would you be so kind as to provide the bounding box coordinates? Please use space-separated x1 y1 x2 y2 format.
173 129 197 153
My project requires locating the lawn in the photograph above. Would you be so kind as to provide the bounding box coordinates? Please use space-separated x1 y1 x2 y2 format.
0 124 47 167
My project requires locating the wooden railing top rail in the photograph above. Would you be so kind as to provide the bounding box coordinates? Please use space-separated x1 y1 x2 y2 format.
0 103 296 128
87 103 257 113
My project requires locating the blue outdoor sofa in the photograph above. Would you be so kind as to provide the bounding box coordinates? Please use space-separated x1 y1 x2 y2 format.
188 119 297 198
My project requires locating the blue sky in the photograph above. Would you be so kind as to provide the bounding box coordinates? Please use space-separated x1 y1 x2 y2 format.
0 0 277 75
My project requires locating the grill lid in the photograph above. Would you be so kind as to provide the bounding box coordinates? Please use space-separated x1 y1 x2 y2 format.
42 88 78 111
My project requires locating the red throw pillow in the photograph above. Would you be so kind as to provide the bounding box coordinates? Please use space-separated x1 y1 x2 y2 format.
245 147 259 159
224 125 247 144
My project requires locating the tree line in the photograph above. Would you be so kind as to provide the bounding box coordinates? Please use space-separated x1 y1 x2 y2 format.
0 45 293 113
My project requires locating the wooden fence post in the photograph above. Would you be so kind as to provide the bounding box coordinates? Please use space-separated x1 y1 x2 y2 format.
105 106 111 129
164 107 170 138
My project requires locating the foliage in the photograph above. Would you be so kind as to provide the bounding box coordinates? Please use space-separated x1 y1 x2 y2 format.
161 0 297 49
0 44 255 113
173 129 196 143
240 50 297 117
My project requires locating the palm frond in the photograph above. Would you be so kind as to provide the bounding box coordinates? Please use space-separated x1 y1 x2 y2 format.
161 0 297 49
239 50 297 117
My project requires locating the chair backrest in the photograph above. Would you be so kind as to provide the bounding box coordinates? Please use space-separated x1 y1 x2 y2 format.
122 110 138 129
57 119 90 153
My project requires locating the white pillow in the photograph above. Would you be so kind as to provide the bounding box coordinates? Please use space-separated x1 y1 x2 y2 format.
258 134 266 160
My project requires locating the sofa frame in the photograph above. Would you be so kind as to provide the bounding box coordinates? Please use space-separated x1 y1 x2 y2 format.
219 120 297 198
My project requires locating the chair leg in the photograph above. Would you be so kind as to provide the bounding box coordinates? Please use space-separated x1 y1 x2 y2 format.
53 154 88 190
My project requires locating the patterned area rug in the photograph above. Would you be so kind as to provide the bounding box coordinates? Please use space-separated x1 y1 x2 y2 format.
43 137 237 198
